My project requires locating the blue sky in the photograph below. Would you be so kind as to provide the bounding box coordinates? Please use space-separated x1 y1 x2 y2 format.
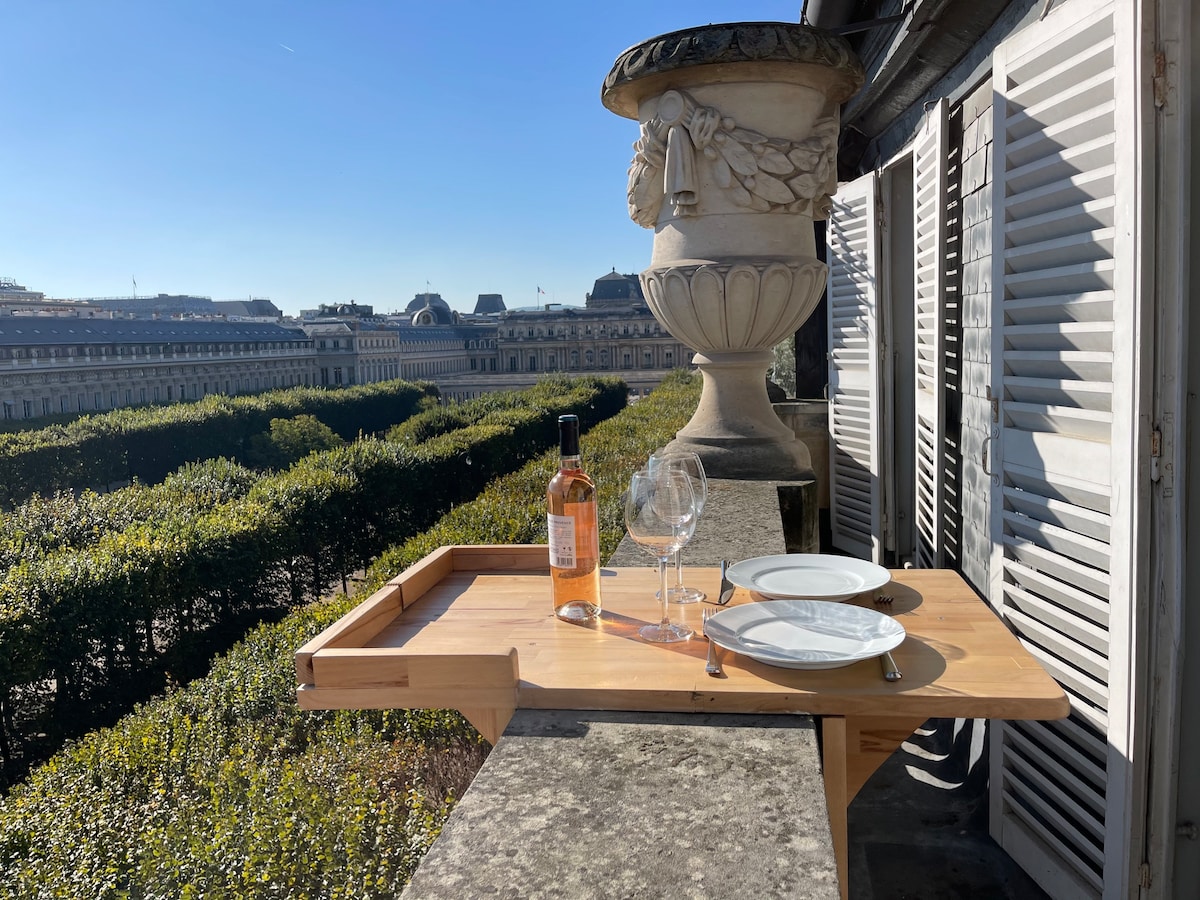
2 2 805 315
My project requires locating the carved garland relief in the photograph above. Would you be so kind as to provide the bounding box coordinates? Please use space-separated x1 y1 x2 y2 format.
627 89 838 227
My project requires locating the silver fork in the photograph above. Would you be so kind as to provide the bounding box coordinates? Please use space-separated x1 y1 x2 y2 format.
703 608 723 677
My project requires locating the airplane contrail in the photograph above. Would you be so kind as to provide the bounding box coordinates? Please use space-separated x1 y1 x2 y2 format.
279 43 294 52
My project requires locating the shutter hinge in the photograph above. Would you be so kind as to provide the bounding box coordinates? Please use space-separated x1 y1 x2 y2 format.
1153 50 1168 109
986 385 999 422
1139 861 1152 889
1150 428 1162 482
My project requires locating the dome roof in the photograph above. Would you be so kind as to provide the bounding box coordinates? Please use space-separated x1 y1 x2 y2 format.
406 292 456 325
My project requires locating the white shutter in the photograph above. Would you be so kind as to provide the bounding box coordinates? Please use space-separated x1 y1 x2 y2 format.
912 98 948 568
827 172 884 561
988 2 1150 898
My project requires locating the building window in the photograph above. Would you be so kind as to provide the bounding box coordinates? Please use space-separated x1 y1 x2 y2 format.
528 355 536 371
94 392 102 409
333 367 343 385
644 351 653 367
3 401 13 419
509 356 517 372
570 350 579 368
23 400 33 418
623 353 632 367
42 398 51 416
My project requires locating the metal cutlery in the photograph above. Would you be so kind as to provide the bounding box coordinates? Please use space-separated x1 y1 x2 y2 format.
873 595 901 680
717 559 735 605
880 650 902 682
702 608 723 677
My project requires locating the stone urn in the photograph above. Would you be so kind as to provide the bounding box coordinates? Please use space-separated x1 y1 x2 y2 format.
602 22 863 478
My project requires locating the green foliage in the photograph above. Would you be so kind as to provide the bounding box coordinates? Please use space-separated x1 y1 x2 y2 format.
364 369 700 589
0 376 627 784
246 415 345 470
0 380 437 507
0 373 697 898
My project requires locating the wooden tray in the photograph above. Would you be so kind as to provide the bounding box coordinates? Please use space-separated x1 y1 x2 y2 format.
296 544 1069 744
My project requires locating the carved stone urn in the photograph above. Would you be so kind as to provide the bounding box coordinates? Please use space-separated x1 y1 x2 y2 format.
602 22 863 479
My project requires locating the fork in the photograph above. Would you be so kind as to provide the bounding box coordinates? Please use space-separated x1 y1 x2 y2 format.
702 608 723 677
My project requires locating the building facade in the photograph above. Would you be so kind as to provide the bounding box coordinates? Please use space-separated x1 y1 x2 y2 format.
0 316 314 420
425 272 695 402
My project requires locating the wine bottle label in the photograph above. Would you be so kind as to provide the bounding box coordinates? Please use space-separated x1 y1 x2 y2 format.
547 513 577 568
548 503 597 569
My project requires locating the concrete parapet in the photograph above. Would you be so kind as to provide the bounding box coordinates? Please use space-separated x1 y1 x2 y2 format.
400 710 837 900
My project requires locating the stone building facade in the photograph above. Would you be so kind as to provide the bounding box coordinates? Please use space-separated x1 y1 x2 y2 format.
0 317 314 420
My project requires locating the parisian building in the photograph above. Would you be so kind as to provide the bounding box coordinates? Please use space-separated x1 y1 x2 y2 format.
0 315 314 420
0 271 694 420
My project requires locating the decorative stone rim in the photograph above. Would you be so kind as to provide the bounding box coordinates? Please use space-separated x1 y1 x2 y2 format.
602 21 865 118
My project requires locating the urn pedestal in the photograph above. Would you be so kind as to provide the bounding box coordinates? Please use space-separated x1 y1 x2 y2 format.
603 22 863 479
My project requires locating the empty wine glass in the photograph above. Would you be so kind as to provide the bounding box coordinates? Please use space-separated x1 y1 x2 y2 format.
649 451 708 603
624 467 697 643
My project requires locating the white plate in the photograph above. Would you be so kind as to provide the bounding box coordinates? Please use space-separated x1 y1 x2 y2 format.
725 554 891 602
704 600 905 670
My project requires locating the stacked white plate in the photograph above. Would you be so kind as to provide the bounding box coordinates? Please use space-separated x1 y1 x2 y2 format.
724 553 891 602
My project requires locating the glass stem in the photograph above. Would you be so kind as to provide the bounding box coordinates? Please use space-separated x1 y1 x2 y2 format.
673 549 685 590
658 555 671 627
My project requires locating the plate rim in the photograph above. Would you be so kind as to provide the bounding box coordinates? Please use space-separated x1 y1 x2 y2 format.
725 553 891 601
705 598 905 669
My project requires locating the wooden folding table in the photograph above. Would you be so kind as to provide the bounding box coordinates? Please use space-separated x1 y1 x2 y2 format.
296 544 1069 896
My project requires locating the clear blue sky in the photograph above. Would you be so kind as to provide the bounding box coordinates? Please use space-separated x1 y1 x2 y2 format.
2 2 805 316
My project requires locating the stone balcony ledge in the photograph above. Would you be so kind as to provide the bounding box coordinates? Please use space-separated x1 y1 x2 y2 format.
400 476 834 900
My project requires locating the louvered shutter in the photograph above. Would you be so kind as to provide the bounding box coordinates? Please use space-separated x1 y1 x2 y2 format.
913 98 949 568
827 172 884 561
988 2 1149 897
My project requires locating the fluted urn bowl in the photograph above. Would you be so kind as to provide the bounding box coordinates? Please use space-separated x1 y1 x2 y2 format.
641 259 827 353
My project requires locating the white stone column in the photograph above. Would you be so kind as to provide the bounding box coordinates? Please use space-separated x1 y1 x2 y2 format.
603 22 863 478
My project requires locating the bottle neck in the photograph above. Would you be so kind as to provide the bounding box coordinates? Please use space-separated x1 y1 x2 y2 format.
559 453 582 472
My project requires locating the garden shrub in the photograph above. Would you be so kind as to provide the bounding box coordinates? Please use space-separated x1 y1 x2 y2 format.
0 370 699 899
0 376 626 785
0 380 437 507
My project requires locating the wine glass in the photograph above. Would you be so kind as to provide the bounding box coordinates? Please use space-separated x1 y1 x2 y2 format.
624 468 697 643
649 451 708 603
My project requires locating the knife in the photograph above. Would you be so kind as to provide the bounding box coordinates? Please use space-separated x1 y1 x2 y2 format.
718 559 735 605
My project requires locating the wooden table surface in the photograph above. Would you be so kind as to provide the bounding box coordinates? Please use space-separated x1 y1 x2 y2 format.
296 544 1069 897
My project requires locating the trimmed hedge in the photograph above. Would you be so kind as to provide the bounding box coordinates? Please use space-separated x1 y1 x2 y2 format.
0 380 438 507
0 376 626 784
0 371 699 899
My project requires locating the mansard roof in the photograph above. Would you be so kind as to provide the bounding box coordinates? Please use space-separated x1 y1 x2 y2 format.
0 318 307 347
